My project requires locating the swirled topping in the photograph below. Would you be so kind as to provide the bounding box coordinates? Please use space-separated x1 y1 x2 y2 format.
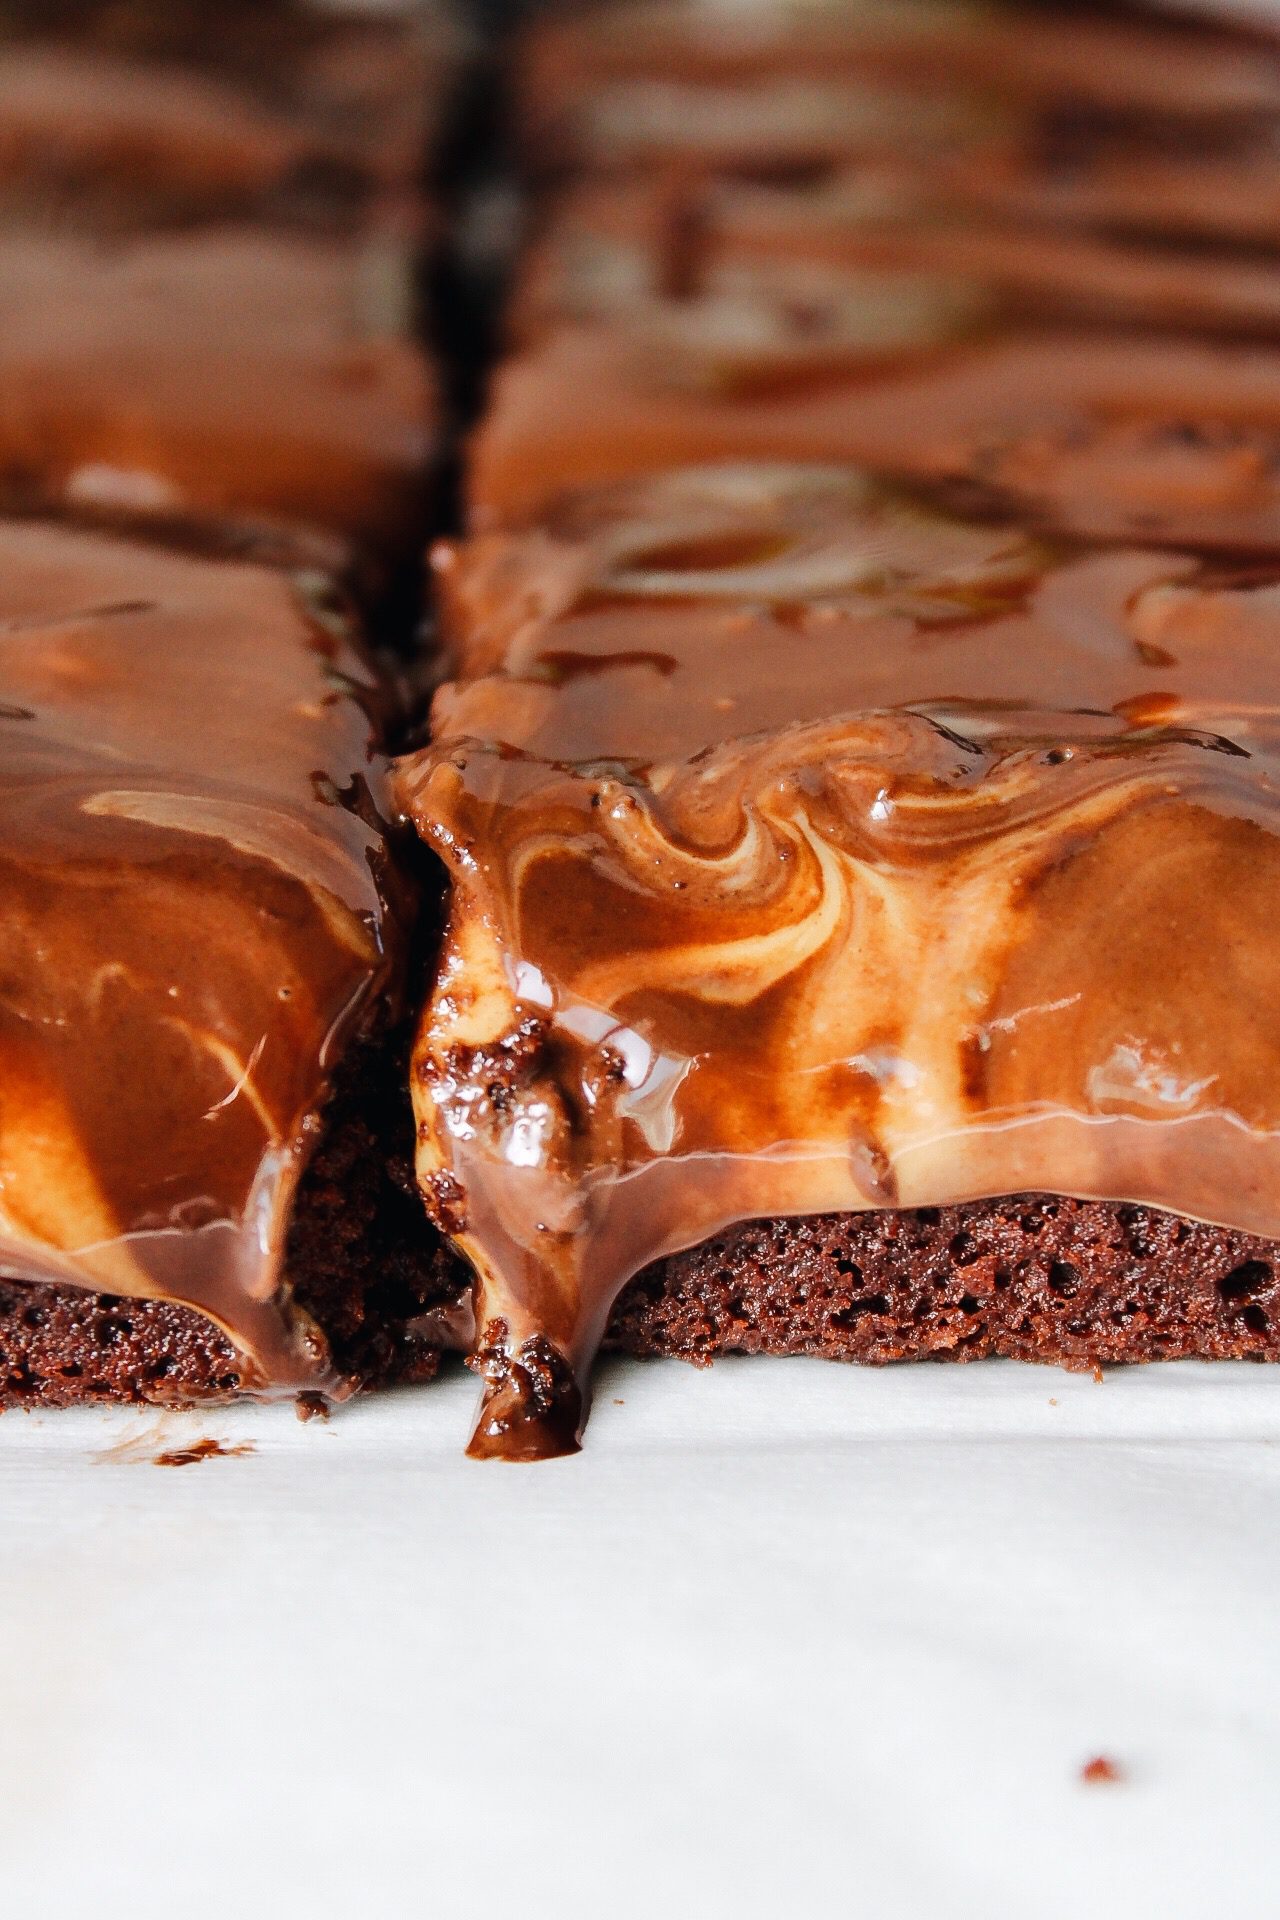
438 464 1041 673
519 174 1280 347
399 465 1280 1456
0 520 405 1392
975 421 1280 551
578 77 1006 173
524 244 993 390
0 227 434 569
625 262 992 393
524 0 1280 121
470 324 1280 545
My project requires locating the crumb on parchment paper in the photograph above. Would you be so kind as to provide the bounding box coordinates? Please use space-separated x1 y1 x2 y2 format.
153 1438 255 1468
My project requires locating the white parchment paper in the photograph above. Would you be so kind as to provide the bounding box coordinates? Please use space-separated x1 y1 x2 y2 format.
0 1355 1276 1917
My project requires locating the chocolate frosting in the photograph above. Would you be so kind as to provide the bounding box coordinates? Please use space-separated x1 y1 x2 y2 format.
522 0 1280 125
517 174 1280 344
397 464 1280 1455
0 226 434 569
0 521 404 1392
470 319 1280 553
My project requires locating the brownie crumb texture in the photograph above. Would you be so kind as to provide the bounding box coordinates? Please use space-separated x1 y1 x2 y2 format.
604 1196 1280 1369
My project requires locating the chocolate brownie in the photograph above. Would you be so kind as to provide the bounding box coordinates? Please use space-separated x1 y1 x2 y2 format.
0 519 442 1405
469 323 1280 547
400 456 1280 1456
0 1 456 232
520 1 1280 132
369 0 1280 1457
606 1197 1280 1371
514 174 1280 345
0 1026 456 1408
0 224 436 586
467 1193 1280 1458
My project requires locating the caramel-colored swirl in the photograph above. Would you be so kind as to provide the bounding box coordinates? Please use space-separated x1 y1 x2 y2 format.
0 520 405 1392
516 175 1280 344
522 0 1280 125
470 321 1280 552
0 227 434 572
399 465 1280 1456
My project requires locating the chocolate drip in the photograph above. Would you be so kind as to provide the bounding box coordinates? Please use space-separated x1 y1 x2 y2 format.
467 1323 585 1461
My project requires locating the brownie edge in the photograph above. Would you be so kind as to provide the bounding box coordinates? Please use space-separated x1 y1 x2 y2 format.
0 1025 458 1410
9 1183 1277 1411
605 1196 1280 1369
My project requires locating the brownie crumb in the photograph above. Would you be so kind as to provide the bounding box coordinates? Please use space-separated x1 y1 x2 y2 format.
153 1438 254 1467
604 1195 1280 1372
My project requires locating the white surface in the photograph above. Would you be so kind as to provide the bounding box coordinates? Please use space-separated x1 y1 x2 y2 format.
0 1356 1277 1917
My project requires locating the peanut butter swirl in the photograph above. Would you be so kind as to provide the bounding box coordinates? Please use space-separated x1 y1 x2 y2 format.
0 521 404 1393
396 464 1280 1457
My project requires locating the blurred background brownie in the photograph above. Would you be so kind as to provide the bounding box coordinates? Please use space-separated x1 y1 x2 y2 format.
0 224 437 587
0 0 459 232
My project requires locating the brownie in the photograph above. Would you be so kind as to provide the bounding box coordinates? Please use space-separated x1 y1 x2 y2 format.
514 174 1280 345
520 1 1280 134
0 519 435 1406
0 1 456 232
0 224 436 586
0 1025 457 1408
394 1192 1280 1462
469 323 1280 549
517 5 1280 251
372 0 1280 1458
463 1188 1280 1455
400 453 1280 1457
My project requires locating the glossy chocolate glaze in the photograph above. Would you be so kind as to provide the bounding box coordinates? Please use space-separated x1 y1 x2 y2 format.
0 7 449 224
522 0 1280 126
0 226 434 570
0 521 404 1391
517 174 1280 344
397 464 1280 1456
471 318 1280 552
